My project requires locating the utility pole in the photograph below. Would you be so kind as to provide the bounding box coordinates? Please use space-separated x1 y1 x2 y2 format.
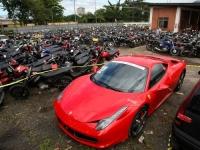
52 8 54 23
74 0 77 22
95 0 97 23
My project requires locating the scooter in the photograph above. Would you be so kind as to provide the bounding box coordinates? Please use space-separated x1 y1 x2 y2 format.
153 37 174 53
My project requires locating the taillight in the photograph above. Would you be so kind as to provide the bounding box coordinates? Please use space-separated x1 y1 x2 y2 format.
177 113 192 124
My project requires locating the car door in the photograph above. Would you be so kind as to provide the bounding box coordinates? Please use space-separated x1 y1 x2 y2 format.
147 63 173 111
181 83 200 143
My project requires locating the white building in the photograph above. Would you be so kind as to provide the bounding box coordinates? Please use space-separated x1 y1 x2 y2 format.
77 7 85 16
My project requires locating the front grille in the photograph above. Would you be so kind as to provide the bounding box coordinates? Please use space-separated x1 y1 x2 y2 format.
57 117 98 143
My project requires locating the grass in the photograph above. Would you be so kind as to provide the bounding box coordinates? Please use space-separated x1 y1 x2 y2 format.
40 139 54 150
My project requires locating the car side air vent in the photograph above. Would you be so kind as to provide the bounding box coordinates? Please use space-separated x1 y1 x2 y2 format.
171 60 179 64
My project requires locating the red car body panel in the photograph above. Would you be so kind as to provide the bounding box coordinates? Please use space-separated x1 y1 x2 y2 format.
54 55 186 148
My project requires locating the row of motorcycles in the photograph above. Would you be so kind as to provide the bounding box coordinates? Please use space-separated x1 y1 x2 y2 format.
146 30 200 57
0 27 126 106
10 26 148 48
2 26 198 106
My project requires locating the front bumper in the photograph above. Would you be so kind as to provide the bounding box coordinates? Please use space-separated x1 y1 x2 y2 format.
54 101 131 149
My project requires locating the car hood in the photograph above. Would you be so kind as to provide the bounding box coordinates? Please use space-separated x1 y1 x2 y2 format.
59 75 142 123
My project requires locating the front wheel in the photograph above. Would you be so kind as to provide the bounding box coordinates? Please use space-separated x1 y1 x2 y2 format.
130 106 148 137
170 48 180 56
175 71 186 92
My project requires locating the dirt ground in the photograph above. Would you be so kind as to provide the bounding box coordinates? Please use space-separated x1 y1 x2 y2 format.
0 46 199 150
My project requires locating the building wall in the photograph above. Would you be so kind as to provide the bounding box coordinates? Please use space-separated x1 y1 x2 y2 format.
151 7 177 32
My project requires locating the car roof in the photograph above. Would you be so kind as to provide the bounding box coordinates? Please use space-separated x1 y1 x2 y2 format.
115 55 165 68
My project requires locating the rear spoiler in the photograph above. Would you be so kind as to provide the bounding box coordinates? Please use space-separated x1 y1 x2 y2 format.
133 54 185 64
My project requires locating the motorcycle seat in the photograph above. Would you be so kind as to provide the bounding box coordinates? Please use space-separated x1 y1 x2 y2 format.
50 47 62 53
106 48 117 55
74 52 89 61
0 62 9 70
31 56 52 67
41 66 71 78
76 56 90 65
32 64 52 72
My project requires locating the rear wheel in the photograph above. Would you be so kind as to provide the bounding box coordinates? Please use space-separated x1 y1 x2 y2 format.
129 42 135 48
130 106 148 137
170 48 180 56
175 71 186 92
146 44 152 51
9 84 30 100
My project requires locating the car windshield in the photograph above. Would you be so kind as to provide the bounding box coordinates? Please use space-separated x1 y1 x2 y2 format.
91 61 148 93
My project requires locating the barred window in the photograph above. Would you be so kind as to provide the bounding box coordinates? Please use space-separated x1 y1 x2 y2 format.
158 17 168 29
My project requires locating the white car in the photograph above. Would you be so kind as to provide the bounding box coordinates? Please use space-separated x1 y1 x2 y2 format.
0 35 8 42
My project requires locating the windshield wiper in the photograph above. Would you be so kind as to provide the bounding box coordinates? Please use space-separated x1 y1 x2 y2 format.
104 83 123 92
91 75 123 92
97 80 122 92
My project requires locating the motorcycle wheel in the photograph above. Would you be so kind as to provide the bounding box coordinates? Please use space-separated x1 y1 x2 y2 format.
146 44 152 51
152 46 157 53
9 84 30 100
107 42 114 47
0 89 5 106
170 48 180 56
129 42 135 48
55 76 72 90
180 51 189 57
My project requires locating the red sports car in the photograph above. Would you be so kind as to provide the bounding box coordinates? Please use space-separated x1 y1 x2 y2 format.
54 55 186 149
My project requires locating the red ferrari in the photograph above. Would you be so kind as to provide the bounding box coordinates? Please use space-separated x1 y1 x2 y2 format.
54 55 186 149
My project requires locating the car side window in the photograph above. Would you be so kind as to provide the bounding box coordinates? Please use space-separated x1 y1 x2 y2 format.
149 64 166 89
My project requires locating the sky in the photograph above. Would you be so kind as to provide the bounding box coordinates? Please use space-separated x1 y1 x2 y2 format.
0 0 196 18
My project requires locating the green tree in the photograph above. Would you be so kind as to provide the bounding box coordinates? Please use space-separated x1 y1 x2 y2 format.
121 0 149 22
95 9 106 23
0 0 64 25
43 0 64 22
79 12 95 23
103 0 123 22
63 14 80 22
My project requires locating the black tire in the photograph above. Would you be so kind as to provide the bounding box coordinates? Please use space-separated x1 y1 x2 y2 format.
129 42 135 48
0 89 5 106
107 42 114 47
130 106 148 137
55 76 72 90
170 48 180 56
175 71 186 92
180 51 189 57
171 135 181 150
9 84 30 100
146 44 152 51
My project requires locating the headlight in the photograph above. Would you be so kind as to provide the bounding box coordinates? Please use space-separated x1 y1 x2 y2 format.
96 106 128 131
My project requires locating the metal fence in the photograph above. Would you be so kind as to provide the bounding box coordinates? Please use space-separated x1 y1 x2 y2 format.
4 22 150 33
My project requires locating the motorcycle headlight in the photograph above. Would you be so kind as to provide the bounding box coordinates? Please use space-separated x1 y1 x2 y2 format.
96 106 128 131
